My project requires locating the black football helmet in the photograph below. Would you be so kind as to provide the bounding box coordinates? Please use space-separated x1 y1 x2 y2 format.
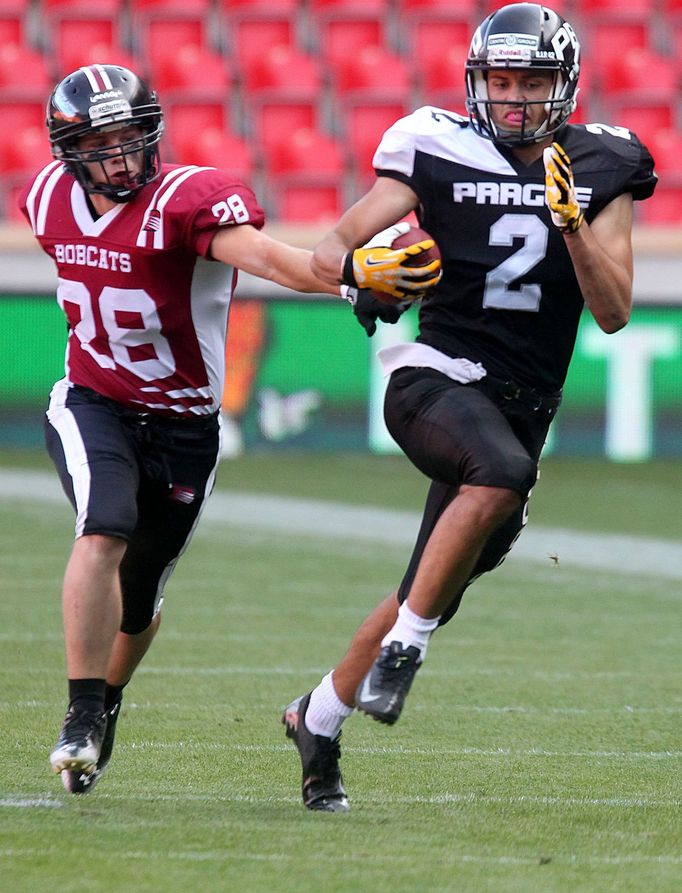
47 64 164 202
465 3 580 146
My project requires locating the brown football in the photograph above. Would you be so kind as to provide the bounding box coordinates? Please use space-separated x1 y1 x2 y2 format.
371 225 441 305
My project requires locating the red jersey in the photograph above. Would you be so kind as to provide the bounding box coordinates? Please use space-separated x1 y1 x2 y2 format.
20 162 265 416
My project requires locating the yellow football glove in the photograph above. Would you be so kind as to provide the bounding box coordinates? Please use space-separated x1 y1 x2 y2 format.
341 222 442 300
543 141 584 234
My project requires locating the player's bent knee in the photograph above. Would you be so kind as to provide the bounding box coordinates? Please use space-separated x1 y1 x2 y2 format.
120 599 157 635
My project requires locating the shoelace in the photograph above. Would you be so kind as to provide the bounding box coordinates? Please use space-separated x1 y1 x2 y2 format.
61 708 104 740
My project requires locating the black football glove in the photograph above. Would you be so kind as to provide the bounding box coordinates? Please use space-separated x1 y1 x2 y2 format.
342 285 411 337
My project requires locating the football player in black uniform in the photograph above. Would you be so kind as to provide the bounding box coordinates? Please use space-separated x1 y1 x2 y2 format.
282 2 657 812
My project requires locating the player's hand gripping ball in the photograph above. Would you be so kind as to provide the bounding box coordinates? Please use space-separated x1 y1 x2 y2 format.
342 222 442 304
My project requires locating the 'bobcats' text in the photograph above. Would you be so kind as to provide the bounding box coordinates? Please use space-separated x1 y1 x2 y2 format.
54 244 132 272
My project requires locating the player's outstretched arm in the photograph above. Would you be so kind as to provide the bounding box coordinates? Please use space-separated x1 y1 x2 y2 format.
210 224 339 295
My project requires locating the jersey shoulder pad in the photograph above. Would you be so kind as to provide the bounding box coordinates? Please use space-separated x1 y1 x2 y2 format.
388 105 468 137
565 123 657 201
373 106 470 176
158 164 265 232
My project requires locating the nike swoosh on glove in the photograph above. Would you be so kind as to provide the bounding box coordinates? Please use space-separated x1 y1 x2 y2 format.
341 223 442 299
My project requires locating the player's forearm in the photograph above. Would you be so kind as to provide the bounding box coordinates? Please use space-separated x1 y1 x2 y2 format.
272 246 340 294
311 232 348 286
563 223 633 333
255 241 339 295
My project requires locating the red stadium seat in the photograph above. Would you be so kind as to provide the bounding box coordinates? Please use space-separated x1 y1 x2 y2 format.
174 126 255 181
249 99 320 158
163 99 231 159
573 0 653 14
241 44 323 154
43 0 122 9
265 125 344 175
418 42 468 109
588 21 649 76
399 0 477 12
132 8 210 72
0 100 45 173
60 45 138 81
342 100 409 188
637 185 682 224
645 128 682 174
221 5 296 75
219 0 297 8
257 112 347 220
0 43 52 92
307 0 389 24
0 0 29 45
40 2 137 80
150 44 232 93
311 9 388 68
332 45 412 99
272 179 346 222
604 103 674 142
49 15 122 76
242 43 322 95
479 0 571 13
399 12 472 60
130 0 211 10
0 118 53 224
0 123 53 172
601 48 677 100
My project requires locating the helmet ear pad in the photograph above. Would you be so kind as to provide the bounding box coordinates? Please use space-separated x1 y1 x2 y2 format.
47 64 164 201
465 2 580 146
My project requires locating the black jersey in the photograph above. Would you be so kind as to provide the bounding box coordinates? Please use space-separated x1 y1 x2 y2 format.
374 107 657 393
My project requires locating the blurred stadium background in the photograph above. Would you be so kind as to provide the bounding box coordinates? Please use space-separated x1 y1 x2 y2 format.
0 0 680 460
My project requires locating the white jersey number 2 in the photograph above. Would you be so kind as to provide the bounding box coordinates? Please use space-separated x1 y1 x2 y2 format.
483 214 549 312
58 279 176 382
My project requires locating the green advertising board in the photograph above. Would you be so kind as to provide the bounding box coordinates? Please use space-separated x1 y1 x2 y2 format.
1 294 680 459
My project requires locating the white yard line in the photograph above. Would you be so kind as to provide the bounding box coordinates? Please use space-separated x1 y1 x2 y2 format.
1 468 681 579
1 843 680 866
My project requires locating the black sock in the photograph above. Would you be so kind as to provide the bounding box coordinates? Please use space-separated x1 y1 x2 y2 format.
104 682 126 711
68 678 106 714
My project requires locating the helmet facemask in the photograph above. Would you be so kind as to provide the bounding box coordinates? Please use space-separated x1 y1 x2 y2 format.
55 121 163 203
465 3 580 147
466 66 578 146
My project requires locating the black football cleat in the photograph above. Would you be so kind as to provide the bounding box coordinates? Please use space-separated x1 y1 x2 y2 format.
355 641 422 725
50 704 107 789
282 693 349 813
59 698 121 795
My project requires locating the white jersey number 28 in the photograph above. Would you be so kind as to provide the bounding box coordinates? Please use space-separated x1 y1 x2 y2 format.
58 279 176 382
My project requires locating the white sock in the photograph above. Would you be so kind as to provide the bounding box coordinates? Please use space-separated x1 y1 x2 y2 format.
305 672 354 739
381 601 440 659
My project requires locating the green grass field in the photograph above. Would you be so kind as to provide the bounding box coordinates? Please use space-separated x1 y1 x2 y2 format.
1 452 680 892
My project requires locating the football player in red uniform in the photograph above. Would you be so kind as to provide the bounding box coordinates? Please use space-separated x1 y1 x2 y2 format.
283 2 657 811
20 63 439 795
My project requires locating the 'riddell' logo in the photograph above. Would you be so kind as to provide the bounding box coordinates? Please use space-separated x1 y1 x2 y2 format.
89 89 123 102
